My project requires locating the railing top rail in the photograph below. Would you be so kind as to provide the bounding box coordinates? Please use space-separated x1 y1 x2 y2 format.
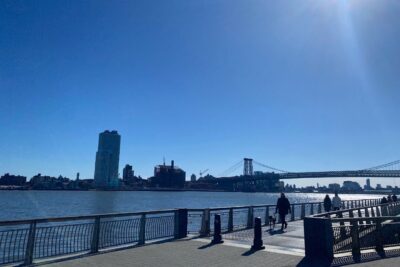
311 201 388 218
331 216 400 223
189 199 378 212
0 198 379 226
0 208 179 226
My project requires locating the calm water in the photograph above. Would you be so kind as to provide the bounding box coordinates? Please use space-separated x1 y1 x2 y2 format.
0 190 382 221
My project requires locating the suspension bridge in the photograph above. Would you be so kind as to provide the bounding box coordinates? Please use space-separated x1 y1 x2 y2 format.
217 158 400 179
204 159 400 191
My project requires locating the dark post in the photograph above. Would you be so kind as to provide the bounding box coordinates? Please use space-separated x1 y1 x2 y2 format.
291 204 296 221
351 221 361 260
200 209 210 236
375 220 385 256
247 206 254 229
90 217 101 253
228 208 233 232
175 209 188 239
304 217 334 262
24 221 37 265
338 212 346 239
265 206 270 226
138 214 146 245
251 217 265 250
211 214 224 244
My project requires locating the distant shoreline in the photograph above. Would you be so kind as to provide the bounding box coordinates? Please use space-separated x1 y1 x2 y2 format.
0 188 389 195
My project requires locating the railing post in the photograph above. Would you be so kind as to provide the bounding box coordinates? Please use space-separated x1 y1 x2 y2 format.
211 214 223 244
381 205 388 216
364 208 370 225
349 210 354 218
357 209 364 227
251 217 265 250
174 209 188 239
304 217 333 262
347 201 350 209
90 217 101 254
376 206 381 217
375 220 385 256
351 201 354 209
138 214 146 245
228 208 234 232
291 205 295 221
301 204 305 219
247 206 254 228
338 212 346 239
200 209 210 236
264 206 269 226
24 221 37 265
351 221 361 260
371 207 375 217
310 204 314 215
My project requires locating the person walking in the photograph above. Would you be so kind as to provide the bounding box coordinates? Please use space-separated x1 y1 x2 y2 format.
323 195 332 212
275 193 291 231
332 192 341 211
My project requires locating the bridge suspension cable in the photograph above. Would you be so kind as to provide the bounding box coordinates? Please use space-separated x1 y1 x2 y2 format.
362 160 400 171
218 159 243 177
252 160 288 173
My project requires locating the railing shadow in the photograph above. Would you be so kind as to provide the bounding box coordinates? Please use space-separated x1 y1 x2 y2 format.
331 249 400 266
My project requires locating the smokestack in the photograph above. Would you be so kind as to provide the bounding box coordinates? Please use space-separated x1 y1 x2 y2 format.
171 160 174 169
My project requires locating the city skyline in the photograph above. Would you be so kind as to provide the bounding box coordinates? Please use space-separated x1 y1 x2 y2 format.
1 1 400 187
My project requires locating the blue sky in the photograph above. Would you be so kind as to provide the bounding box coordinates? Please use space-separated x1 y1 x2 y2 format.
1 0 400 187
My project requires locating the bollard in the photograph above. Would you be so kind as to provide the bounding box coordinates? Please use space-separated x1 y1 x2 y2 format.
211 214 224 244
251 217 265 250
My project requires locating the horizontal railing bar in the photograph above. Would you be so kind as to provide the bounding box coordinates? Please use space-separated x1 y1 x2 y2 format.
311 203 388 218
331 216 400 223
0 198 379 226
191 199 379 212
0 209 179 226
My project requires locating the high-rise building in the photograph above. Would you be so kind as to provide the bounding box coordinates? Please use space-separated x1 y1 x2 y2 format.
94 130 121 188
123 164 134 180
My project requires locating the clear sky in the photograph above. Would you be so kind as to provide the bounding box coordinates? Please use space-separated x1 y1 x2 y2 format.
1 0 400 187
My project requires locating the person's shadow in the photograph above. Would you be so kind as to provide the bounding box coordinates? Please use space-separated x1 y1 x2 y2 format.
267 228 285 236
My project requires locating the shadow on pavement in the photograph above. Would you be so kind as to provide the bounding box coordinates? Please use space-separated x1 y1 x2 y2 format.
297 249 400 267
198 242 218 250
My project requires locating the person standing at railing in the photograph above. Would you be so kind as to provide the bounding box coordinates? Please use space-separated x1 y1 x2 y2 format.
275 193 291 231
393 194 398 202
388 195 393 203
381 197 388 204
332 192 341 211
323 195 332 212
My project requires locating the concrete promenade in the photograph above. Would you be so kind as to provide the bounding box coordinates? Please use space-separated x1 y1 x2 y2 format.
42 239 400 267
42 220 400 267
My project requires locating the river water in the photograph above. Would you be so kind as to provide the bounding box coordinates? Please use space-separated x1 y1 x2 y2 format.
0 190 382 221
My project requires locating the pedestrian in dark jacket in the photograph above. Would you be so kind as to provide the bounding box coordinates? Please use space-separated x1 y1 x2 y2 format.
393 194 398 202
381 197 388 204
275 193 291 231
323 195 332 212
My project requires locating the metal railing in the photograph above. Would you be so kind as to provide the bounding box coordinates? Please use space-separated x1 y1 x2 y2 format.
0 209 185 266
304 200 400 261
0 198 378 266
186 198 380 236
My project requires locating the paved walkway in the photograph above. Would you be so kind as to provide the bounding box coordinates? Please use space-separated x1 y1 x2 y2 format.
39 218 400 267
42 239 400 267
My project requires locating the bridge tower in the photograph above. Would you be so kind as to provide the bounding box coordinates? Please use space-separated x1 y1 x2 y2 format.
243 158 254 176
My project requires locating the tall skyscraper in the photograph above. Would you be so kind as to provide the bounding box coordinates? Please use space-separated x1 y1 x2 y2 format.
94 130 121 188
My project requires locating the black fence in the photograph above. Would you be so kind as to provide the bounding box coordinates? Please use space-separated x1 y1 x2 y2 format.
0 198 379 266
